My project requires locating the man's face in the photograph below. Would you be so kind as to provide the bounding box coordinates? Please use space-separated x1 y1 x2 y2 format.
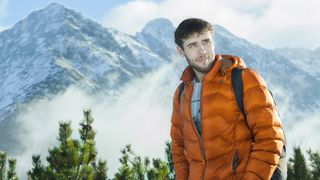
177 31 215 73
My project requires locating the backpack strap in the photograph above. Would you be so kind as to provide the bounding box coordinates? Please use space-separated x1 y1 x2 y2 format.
231 68 250 131
231 68 287 155
178 82 185 102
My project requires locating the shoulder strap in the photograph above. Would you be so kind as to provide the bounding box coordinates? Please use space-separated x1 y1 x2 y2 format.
231 68 250 132
231 68 287 154
231 68 245 117
178 82 185 102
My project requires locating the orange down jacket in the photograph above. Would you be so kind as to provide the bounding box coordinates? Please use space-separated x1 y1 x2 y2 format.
170 54 285 180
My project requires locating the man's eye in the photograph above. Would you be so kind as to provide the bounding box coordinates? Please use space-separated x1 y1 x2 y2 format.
204 40 211 44
188 44 194 48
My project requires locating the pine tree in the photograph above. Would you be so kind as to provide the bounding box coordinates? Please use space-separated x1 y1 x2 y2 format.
132 156 145 180
145 157 156 180
45 121 79 179
287 146 311 180
287 161 294 180
0 151 7 179
151 158 169 180
75 110 97 180
113 144 170 180
93 159 108 180
7 159 18 180
113 144 135 180
0 151 18 180
27 155 45 179
307 149 320 180
28 109 108 180
165 141 175 180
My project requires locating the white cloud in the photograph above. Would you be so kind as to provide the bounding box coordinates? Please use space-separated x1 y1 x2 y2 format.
102 0 320 49
11 62 182 178
0 0 8 18
102 0 159 35
0 0 9 31
286 112 320 155
4 56 320 178
8 56 320 178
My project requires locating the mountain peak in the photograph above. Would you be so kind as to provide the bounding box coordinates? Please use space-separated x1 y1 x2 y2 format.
39 3 71 19
141 18 174 35
135 18 175 60
44 2 66 12
144 18 174 29
30 2 72 21
8 3 88 36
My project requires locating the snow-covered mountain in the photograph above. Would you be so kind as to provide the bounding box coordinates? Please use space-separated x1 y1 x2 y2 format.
214 25 320 126
274 47 320 81
135 18 176 60
135 19 320 128
0 3 166 123
1 3 319 155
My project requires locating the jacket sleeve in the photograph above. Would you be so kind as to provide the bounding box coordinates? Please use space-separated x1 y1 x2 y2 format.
241 68 285 180
170 85 189 179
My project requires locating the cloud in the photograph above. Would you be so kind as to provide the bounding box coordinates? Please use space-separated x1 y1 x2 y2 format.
102 0 159 35
5 57 320 178
286 112 320 154
0 0 10 32
0 0 8 18
11 61 182 178
102 0 320 49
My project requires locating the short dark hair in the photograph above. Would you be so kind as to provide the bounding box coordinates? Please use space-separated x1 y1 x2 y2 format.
174 18 213 49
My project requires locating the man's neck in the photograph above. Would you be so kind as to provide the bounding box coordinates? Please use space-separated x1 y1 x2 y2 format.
194 70 205 82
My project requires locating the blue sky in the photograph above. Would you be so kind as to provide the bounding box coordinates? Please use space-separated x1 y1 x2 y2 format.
0 0 129 24
1 0 320 49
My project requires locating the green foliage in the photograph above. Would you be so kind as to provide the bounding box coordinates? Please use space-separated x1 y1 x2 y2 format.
287 146 311 180
113 144 135 180
6 108 320 180
27 155 45 180
0 151 18 180
93 159 108 180
0 151 7 180
7 159 18 180
165 141 175 180
287 146 320 180
27 109 108 180
307 149 320 180
113 144 170 180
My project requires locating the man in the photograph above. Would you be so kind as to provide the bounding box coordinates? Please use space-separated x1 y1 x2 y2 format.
170 18 285 180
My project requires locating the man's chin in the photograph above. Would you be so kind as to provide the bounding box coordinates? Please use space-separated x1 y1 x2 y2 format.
192 65 212 73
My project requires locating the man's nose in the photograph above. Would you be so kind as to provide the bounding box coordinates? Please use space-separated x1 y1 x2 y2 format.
198 45 207 55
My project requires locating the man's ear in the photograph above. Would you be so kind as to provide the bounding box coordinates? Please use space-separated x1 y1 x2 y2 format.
176 45 185 57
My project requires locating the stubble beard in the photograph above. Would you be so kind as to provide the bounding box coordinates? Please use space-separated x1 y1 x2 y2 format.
186 54 215 73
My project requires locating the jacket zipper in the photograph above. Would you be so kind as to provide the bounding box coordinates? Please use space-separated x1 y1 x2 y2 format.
199 82 207 180
189 82 207 180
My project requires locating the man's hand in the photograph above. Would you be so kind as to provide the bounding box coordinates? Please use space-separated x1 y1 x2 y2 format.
220 58 234 74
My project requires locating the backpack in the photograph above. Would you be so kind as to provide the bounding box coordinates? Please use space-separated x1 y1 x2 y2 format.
177 68 287 180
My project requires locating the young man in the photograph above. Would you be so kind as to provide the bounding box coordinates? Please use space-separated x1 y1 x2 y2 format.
170 18 285 180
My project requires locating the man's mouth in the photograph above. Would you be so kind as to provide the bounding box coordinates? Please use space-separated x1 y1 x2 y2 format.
196 56 210 63
196 58 206 62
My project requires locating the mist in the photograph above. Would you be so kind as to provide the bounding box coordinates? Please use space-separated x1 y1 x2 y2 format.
11 61 182 178
3 59 319 178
